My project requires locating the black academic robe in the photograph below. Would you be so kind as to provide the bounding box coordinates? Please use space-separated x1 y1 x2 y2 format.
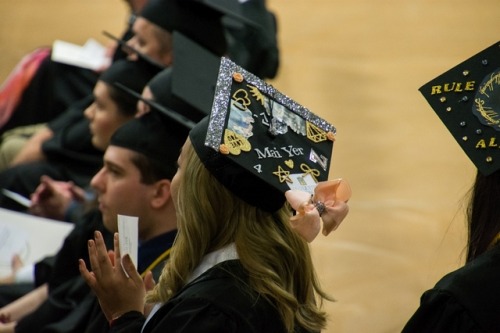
402 244 500 333
109 260 315 333
0 55 98 135
0 96 103 212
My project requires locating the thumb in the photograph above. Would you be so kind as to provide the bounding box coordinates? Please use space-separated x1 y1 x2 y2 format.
121 253 141 282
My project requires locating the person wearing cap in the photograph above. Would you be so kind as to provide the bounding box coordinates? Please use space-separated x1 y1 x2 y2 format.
0 61 205 332
0 0 223 172
6 31 215 223
80 58 351 333
0 0 236 209
402 42 500 332
0 58 160 214
0 107 194 333
0 59 159 301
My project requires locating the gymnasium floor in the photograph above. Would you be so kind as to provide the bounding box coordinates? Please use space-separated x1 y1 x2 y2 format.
1 0 499 332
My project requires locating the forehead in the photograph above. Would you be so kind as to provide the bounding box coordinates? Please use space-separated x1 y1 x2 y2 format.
104 146 138 170
133 16 156 36
94 81 112 100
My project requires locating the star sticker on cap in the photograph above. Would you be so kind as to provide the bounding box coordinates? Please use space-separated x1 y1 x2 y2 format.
273 165 292 183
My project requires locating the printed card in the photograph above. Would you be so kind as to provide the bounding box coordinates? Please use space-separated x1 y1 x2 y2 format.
117 214 138 277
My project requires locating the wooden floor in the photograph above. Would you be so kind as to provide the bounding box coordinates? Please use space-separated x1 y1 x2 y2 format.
1 0 499 332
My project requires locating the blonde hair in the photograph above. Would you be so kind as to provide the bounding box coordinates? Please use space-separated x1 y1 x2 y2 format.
147 142 331 332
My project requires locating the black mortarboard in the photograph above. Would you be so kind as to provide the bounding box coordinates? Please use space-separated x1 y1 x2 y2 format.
110 110 188 179
189 57 337 212
170 31 220 115
98 58 161 113
419 41 500 176
139 0 228 56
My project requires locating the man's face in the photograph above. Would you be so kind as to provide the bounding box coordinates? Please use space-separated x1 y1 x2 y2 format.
91 146 155 236
84 81 133 150
126 17 172 66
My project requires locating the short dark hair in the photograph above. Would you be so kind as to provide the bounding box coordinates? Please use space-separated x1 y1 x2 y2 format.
107 83 139 117
130 150 175 185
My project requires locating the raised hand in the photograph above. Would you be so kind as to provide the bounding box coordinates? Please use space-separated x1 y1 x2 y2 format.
79 231 146 322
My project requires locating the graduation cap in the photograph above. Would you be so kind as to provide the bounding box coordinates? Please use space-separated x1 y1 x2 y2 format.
110 109 188 180
189 57 338 212
114 32 218 129
98 58 162 114
419 41 500 176
138 0 223 56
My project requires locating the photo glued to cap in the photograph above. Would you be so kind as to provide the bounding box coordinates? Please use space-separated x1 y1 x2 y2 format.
419 41 500 175
189 57 337 212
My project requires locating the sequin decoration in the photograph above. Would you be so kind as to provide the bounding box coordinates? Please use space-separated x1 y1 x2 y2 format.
205 57 337 151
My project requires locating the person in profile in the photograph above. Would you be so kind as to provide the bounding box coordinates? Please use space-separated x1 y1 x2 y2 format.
402 41 500 332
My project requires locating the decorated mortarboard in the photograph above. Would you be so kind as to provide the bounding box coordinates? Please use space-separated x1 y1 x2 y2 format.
419 41 500 176
189 57 341 213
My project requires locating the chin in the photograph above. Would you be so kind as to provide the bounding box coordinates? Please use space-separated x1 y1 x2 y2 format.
102 216 116 233
92 138 106 151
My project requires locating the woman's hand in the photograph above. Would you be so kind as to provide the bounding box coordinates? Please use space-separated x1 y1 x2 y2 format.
79 231 145 322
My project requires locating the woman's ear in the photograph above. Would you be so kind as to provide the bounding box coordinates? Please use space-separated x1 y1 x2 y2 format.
150 179 171 208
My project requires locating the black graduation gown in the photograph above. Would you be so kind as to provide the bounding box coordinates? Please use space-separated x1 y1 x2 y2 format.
0 96 103 212
109 260 315 333
402 244 500 333
0 55 98 135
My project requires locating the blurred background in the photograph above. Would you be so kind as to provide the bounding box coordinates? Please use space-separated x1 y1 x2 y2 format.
0 0 498 332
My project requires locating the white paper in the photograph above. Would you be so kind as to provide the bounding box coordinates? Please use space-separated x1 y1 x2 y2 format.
51 38 110 71
0 225 29 272
287 173 318 194
117 214 138 277
0 208 73 277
